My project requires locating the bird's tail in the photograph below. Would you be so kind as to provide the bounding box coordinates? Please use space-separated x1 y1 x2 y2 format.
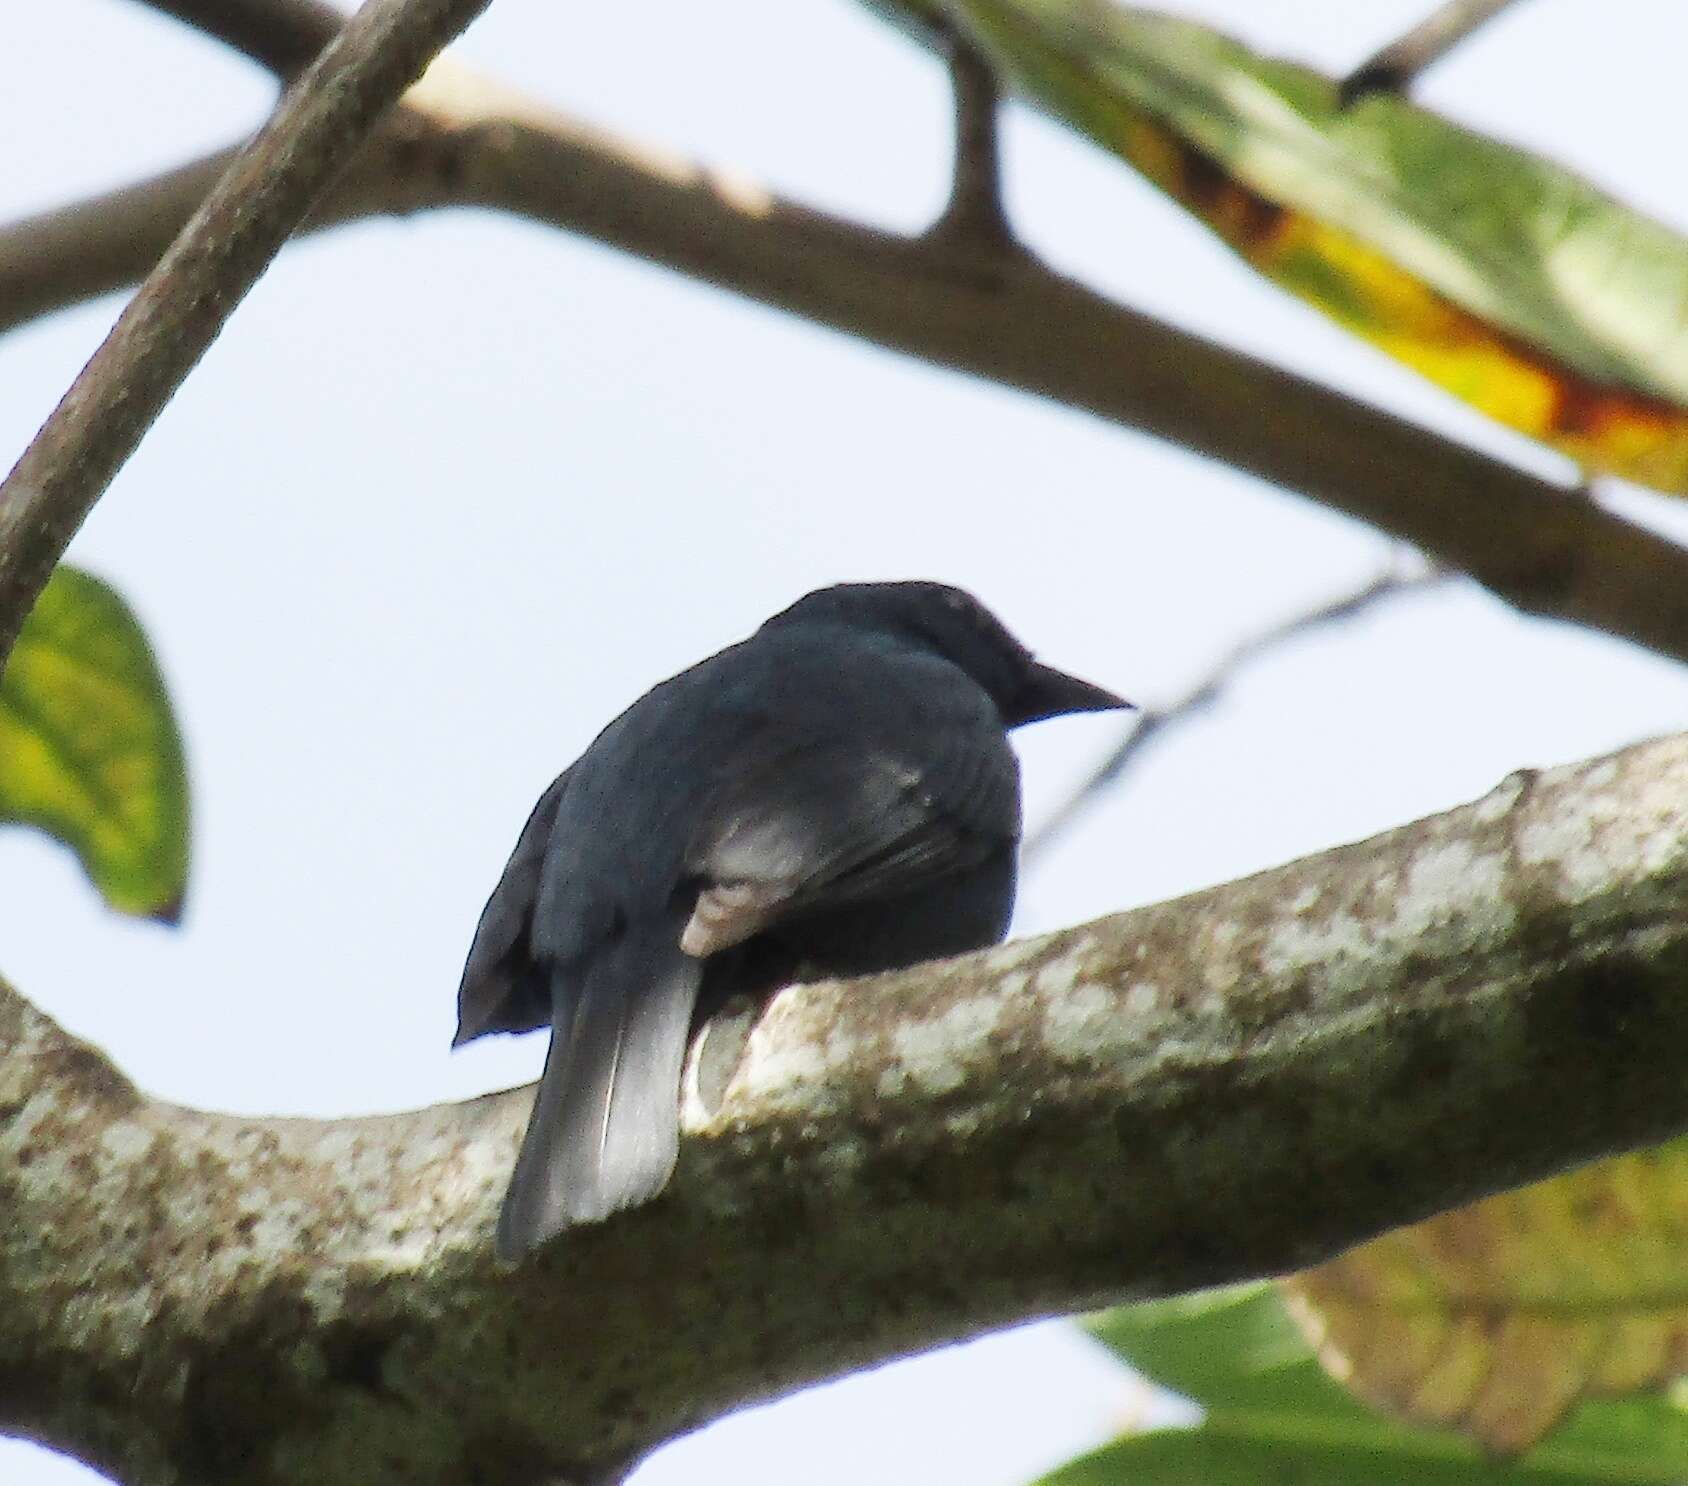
496 937 702 1260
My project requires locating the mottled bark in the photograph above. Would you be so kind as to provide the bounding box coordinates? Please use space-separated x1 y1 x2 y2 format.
2 732 1684 1484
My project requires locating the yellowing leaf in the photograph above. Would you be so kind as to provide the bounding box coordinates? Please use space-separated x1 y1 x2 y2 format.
1066 1284 1688 1484
1283 1142 1688 1454
0 566 190 921
934 1 1688 491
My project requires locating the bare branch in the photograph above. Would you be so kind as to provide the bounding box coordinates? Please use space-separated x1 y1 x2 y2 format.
436 101 1688 665
1025 561 1453 861
0 109 447 335
1341 0 1530 104
930 33 1016 251
3 64 1687 666
0 0 494 667
2 732 1685 1483
133 0 344 78
0 156 233 330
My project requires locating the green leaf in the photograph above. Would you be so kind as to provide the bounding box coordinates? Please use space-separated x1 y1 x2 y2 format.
1053 1286 1688 1485
1086 1284 1370 1419
0 566 190 921
873 0 1688 491
1039 1420 1684 1486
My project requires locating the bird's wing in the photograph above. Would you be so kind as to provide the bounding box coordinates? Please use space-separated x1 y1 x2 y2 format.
454 768 571 1046
682 703 1017 957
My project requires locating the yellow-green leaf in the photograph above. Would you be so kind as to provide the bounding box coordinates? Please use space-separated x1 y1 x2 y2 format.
0 566 190 921
1283 1141 1688 1454
1063 1283 1688 1484
919 1 1688 491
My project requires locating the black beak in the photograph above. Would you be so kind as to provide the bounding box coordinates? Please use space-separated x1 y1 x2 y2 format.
1010 662 1133 726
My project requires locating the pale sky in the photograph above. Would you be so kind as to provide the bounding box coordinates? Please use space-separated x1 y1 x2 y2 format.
4 1 1688 1482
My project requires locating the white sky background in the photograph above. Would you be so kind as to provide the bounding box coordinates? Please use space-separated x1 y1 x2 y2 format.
5 0 1688 1481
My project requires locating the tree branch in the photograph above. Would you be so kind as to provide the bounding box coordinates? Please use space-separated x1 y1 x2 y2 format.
0 156 236 333
0 0 493 667
4 72 1686 668
463 103 1688 665
1340 0 1530 105
3 732 1685 1484
1025 561 1451 861
133 0 345 78
930 32 1016 251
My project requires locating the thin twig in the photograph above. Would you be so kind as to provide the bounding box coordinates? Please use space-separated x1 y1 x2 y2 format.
930 32 1016 250
1340 0 1529 105
1024 562 1453 862
0 0 493 666
134 0 344 78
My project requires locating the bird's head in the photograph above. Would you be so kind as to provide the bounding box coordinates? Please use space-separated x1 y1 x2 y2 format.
764 580 1130 727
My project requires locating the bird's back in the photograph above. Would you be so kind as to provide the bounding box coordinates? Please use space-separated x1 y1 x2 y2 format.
532 621 1022 972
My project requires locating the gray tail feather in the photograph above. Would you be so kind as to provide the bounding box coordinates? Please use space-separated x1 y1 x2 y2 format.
496 939 701 1260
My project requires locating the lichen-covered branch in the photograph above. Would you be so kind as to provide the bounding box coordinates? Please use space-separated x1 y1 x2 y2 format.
3 732 1684 1485
0 0 494 666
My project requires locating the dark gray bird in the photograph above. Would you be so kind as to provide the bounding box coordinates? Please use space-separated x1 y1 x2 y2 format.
455 581 1127 1259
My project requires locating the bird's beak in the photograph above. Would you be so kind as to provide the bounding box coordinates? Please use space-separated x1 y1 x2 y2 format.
1011 662 1133 725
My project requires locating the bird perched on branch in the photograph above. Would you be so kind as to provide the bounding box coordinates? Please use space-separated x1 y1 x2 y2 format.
456 580 1128 1259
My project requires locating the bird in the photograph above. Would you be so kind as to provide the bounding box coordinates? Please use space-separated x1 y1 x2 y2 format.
455 580 1128 1259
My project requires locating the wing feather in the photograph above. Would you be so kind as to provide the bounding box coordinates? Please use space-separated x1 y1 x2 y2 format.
454 769 570 1045
682 686 1017 956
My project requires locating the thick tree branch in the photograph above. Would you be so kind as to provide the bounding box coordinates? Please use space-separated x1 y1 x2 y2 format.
3 732 1684 1485
0 0 493 666
3 73 1685 668
456 99 1688 667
